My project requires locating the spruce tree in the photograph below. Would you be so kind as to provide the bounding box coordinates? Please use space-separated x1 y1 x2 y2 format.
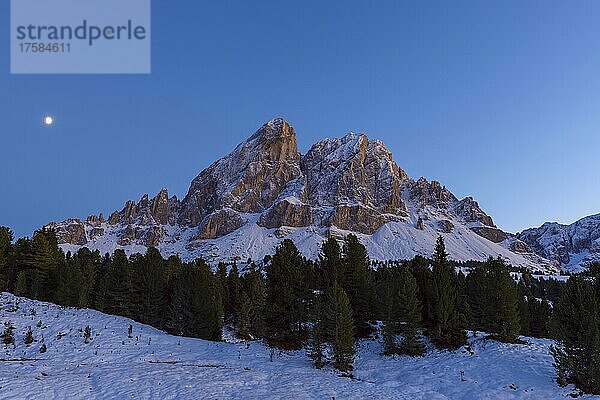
486 258 520 342
236 291 252 339
409 255 434 328
342 234 372 337
84 326 92 343
217 263 230 320
396 268 425 355
227 264 240 324
78 260 97 308
2 322 15 345
319 238 342 291
323 281 356 371
167 260 223 341
517 282 531 336
551 277 600 393
245 269 266 338
307 291 326 368
191 260 223 341
429 236 466 349
132 248 167 327
24 327 34 345
54 257 83 307
166 265 187 336
103 250 133 317
14 271 29 297
466 266 490 331
25 230 62 301
529 297 551 338
380 268 399 354
380 267 424 356
265 239 305 346
0 227 13 291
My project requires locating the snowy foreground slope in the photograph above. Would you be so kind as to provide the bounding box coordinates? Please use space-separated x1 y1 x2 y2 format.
0 293 595 400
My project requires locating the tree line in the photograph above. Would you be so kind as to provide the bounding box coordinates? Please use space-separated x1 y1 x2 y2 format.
0 226 599 393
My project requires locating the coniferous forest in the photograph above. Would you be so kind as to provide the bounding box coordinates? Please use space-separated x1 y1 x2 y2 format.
1 226 600 393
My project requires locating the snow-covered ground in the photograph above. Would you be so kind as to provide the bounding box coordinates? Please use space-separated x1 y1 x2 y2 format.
0 293 595 399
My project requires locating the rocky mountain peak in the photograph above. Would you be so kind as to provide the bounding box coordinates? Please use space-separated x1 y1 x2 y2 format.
45 118 570 273
178 118 302 228
517 214 600 271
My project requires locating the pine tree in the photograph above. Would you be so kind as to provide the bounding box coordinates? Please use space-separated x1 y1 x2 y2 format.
227 264 240 324
2 322 15 346
245 269 266 338
466 266 490 331
78 260 97 308
167 261 223 341
132 248 167 327
409 255 434 328
307 290 327 368
323 281 355 371
428 236 466 349
236 291 252 339
103 250 133 317
517 282 531 336
217 263 229 319
84 326 92 343
14 270 28 297
265 239 305 347
319 238 342 291
529 297 551 338
380 268 399 355
486 258 521 342
190 260 223 341
54 256 83 307
551 277 600 393
0 227 13 291
342 234 372 337
396 268 425 355
380 267 424 356
24 327 34 345
25 230 61 301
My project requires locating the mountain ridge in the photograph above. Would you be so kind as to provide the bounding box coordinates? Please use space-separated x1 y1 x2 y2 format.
45 118 593 273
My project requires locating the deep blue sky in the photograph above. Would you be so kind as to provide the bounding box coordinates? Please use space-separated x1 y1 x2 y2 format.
1 1 599 239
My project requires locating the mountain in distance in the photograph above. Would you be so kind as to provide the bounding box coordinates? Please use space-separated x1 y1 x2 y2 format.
516 214 600 273
47 118 595 273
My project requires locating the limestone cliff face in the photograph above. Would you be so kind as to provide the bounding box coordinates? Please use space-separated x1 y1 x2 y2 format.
196 209 245 240
302 134 409 214
258 200 312 229
178 119 302 226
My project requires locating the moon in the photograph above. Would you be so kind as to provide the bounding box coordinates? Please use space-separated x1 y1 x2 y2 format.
44 116 54 126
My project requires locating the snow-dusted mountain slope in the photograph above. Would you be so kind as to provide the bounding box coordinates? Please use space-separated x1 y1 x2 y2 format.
517 214 600 273
0 293 594 399
46 118 558 273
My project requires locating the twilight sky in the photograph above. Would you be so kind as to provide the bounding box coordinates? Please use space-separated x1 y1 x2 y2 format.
1 0 599 239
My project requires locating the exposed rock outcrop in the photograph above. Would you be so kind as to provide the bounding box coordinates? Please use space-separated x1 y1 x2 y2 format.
196 209 245 240
258 200 312 229
325 205 397 235
471 226 507 243
52 220 87 246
